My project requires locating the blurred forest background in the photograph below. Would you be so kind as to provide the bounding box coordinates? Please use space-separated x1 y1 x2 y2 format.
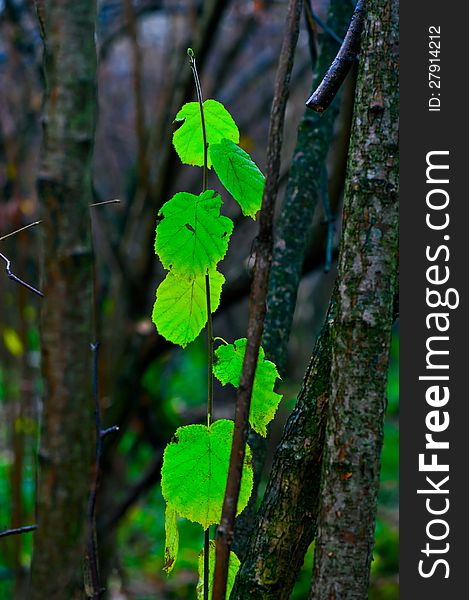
0 0 398 598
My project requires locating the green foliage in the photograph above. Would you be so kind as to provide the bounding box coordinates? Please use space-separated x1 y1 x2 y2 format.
155 190 233 278
210 139 265 218
213 339 282 436
164 504 179 573
173 100 239 168
152 269 224 348
152 56 280 588
161 420 253 531
196 540 240 599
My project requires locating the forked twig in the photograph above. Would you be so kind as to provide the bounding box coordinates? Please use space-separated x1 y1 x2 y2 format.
0 252 44 297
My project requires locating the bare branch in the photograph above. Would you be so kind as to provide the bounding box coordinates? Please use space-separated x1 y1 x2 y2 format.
0 525 37 539
0 252 44 297
89 199 121 208
0 221 42 242
212 0 303 597
305 0 366 112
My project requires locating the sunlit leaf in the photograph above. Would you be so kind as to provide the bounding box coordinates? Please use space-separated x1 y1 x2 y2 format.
213 338 282 436
161 420 253 529
155 190 233 278
173 100 239 167
197 540 240 599
152 269 224 348
163 504 179 573
209 138 265 219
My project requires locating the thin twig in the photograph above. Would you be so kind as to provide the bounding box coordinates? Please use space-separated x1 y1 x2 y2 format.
0 252 44 297
101 426 119 438
89 199 121 208
0 220 43 296
212 0 304 597
0 221 42 242
306 0 366 112
305 0 343 46
86 342 103 599
86 342 119 599
0 524 37 539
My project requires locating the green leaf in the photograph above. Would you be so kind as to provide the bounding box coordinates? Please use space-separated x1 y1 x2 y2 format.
163 504 179 573
197 540 240 599
173 100 239 167
213 339 282 436
209 138 265 219
152 269 224 348
155 190 233 278
161 420 253 529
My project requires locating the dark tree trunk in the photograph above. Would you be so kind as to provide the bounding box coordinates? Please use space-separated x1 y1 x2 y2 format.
310 0 399 597
30 1 97 597
231 0 354 594
231 295 336 600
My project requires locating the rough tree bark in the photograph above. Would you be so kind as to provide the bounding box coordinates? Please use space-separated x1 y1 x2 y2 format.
310 0 398 597
30 1 97 598
232 0 354 562
232 0 398 596
232 293 337 600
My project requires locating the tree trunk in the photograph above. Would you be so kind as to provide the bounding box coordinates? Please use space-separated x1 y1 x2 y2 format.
30 1 97 598
310 0 399 597
231 295 336 599
231 0 354 593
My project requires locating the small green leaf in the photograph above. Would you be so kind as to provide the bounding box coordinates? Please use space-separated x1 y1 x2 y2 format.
197 540 240 599
152 269 224 348
209 138 265 219
161 420 253 529
155 190 233 278
163 504 179 573
173 100 239 167
213 338 282 436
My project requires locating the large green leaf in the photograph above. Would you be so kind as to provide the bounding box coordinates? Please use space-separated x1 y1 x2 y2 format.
197 540 240 599
155 190 233 278
163 504 179 573
173 100 239 167
209 138 265 219
161 420 253 530
213 338 282 436
152 269 224 348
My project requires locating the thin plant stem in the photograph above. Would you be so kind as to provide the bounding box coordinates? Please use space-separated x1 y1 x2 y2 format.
0 221 42 242
189 48 209 193
86 342 103 598
213 0 303 594
189 47 212 600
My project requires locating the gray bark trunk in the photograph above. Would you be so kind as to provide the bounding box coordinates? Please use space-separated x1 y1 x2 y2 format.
30 1 97 597
231 1 354 594
310 0 399 597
